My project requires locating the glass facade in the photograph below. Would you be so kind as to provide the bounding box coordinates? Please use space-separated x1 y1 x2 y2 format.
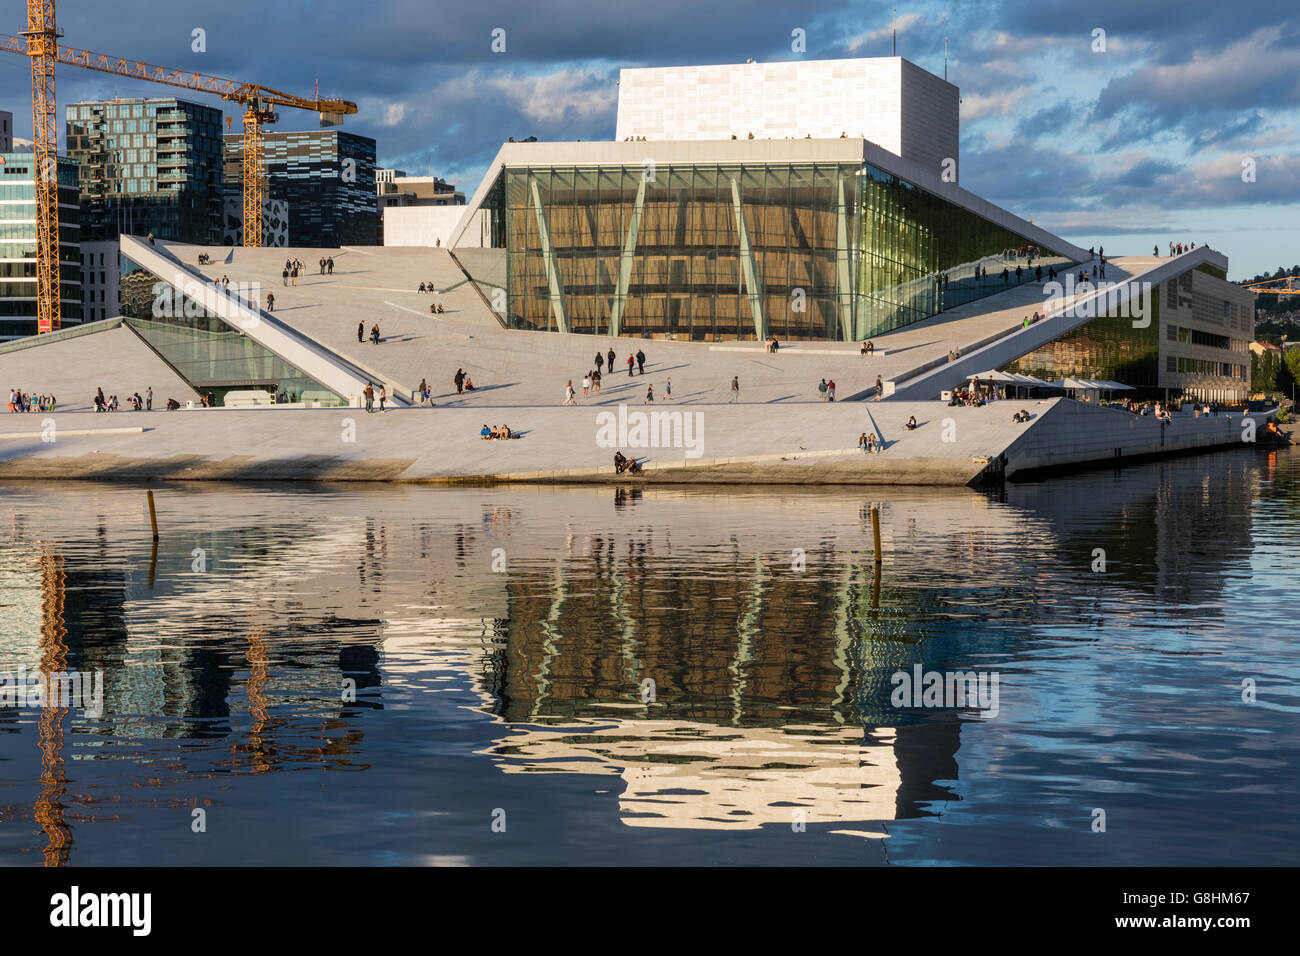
65 98 225 244
224 131 377 247
0 154 82 339
119 254 344 406
1002 287 1161 391
453 161 1072 341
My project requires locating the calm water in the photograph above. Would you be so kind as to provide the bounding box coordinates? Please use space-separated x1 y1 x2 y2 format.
1 448 1297 866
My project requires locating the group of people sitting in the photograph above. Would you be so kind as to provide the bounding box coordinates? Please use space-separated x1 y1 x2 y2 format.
764 336 781 353
479 424 516 440
429 302 445 314
613 451 643 474
860 340 875 355
196 253 213 265
416 282 438 294
859 432 882 454
948 388 987 407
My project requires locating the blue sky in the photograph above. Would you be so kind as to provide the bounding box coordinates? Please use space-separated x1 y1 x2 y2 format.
1 0 1296 279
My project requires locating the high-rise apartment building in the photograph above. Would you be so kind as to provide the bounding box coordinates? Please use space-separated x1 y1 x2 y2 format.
0 111 13 151
224 130 377 246
0 152 82 339
64 97 224 244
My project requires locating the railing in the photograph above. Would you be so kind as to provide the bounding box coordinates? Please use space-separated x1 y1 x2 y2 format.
0 317 123 354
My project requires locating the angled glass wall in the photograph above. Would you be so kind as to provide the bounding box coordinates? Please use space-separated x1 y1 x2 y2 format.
1002 287 1161 391
118 254 344 406
452 160 1076 342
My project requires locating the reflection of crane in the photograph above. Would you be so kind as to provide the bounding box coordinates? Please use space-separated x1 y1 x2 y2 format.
3 1 357 332
1242 276 1300 296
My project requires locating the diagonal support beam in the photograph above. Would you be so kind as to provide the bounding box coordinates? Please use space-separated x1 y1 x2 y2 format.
608 175 647 337
530 178 568 334
837 175 855 342
730 177 765 341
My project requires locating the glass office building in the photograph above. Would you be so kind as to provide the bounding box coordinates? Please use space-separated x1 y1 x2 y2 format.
0 153 82 339
65 98 225 244
453 159 1073 341
118 253 344 406
224 131 377 247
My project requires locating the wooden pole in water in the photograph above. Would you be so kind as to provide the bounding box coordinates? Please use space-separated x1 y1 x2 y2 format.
147 490 159 541
871 506 882 565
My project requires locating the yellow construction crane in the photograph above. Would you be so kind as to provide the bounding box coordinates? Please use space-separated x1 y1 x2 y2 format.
3 0 357 332
1242 276 1300 296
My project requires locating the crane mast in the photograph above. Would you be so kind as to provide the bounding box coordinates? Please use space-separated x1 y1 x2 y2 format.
3 2 357 331
23 0 61 332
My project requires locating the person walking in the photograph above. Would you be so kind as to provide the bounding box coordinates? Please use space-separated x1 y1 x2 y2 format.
729 376 739 403
636 348 646 374
378 384 387 412
319 256 326 275
607 347 616 373
627 354 634 377
818 379 828 401
665 377 671 401
827 379 836 402
454 368 465 395
357 321 365 343
592 367 601 393
595 351 604 374
282 267 289 286
328 257 335 275
418 377 428 406
145 387 152 411
363 382 374 414
370 323 380 345
582 371 591 396
266 292 275 312
645 384 654 404
564 380 576 405
875 375 883 401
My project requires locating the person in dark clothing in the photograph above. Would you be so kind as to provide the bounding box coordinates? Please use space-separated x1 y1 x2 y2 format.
627 354 634 377
595 351 604 373
328 258 334 275
607 348 616 373
454 368 466 395
357 321 364 343
636 349 646 374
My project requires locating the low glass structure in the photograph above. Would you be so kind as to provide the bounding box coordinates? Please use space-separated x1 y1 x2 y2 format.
453 160 1074 341
119 254 344 406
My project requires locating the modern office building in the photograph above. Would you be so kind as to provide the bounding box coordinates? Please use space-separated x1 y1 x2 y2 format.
0 152 82 339
0 111 12 151
64 98 225 244
224 130 378 246
79 239 120 323
378 174 466 245
221 194 290 247
1004 262 1255 403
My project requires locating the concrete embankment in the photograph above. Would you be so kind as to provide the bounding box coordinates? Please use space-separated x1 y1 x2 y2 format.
0 398 1280 486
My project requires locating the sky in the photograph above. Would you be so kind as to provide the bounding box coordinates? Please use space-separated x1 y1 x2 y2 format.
0 0 1297 280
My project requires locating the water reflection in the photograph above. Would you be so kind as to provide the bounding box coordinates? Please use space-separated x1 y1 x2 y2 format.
0 447 1296 864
